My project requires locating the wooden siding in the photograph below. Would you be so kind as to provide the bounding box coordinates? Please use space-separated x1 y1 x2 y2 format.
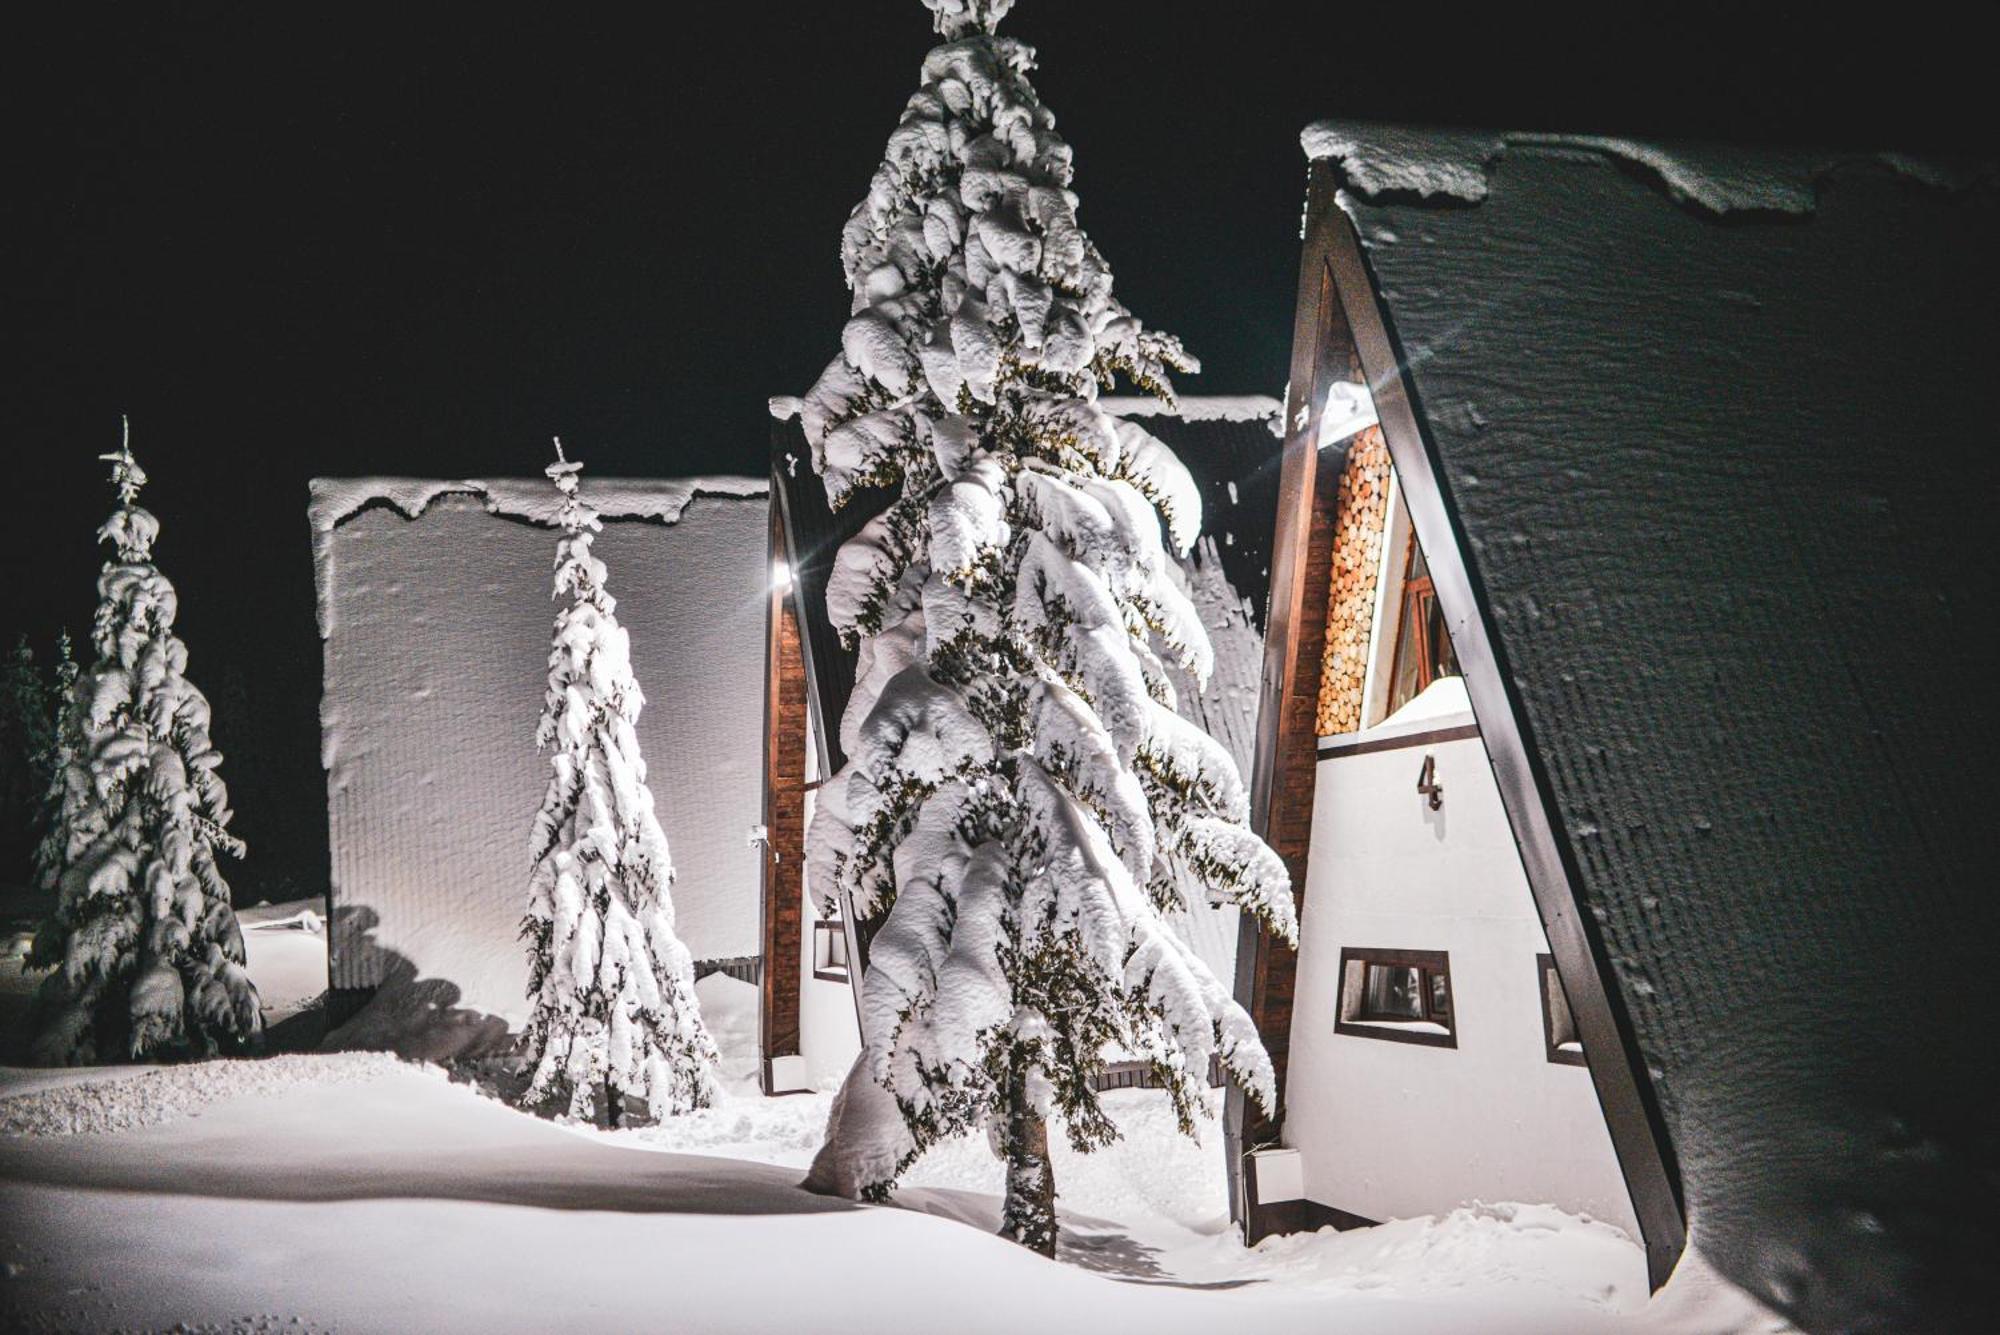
759 505 808 1093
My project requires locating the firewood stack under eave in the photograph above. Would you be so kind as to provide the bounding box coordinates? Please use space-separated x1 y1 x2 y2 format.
1316 426 1392 736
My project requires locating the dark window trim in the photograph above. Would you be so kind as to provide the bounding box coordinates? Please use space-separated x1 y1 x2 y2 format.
1538 953 1588 1067
1334 946 1458 1049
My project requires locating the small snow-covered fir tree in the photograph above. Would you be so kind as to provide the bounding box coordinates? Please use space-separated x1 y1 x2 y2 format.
521 440 718 1125
27 425 261 1063
795 0 1298 1253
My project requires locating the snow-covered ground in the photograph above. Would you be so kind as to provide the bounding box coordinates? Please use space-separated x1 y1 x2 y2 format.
0 902 1787 1333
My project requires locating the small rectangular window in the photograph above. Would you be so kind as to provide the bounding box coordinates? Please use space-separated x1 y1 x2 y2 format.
1336 947 1456 1048
1538 954 1586 1066
813 918 850 984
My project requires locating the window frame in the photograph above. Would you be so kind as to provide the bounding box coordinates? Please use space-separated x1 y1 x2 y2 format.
1537 953 1588 1066
812 916 851 984
1382 529 1462 719
1334 946 1458 1048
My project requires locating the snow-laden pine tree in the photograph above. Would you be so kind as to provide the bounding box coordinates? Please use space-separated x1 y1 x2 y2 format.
1 634 56 870
521 441 719 1125
27 427 261 1063
794 0 1298 1253
29 632 80 894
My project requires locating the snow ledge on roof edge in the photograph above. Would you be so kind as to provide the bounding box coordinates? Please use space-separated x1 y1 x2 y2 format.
1299 120 1986 215
307 475 767 639
309 474 767 535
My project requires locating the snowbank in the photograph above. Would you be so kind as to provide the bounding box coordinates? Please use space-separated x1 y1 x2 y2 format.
239 899 329 1027
0 1055 1664 1333
0 1045 1789 1332
0 1052 401 1137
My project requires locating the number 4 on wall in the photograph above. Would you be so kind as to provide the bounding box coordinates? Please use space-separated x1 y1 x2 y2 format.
1416 754 1443 811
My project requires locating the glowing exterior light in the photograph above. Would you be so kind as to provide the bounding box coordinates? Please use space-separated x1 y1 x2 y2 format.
772 558 793 591
1317 380 1379 449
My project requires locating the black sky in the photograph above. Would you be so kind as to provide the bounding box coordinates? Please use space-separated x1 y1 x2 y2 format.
2 3 1988 896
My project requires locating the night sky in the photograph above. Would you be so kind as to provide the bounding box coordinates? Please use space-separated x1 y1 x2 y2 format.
3 3 1985 899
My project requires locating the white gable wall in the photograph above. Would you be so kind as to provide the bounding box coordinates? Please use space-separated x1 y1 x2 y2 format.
315 480 768 1028
1283 706 1638 1237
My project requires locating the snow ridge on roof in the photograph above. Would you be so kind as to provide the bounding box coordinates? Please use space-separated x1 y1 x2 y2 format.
309 474 766 534
1299 120 1986 216
307 475 767 638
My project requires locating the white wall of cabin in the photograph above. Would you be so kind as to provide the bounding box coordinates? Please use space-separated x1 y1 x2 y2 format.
1282 706 1639 1237
317 488 767 1025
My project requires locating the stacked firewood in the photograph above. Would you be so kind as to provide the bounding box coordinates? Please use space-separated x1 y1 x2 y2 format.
1315 426 1392 736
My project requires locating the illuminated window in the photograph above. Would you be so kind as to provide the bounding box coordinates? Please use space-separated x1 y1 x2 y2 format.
1335 947 1456 1048
1384 532 1460 717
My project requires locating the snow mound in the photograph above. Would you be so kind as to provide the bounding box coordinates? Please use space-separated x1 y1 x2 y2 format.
1176 1200 1647 1312
1300 120 1986 215
0 1052 405 1137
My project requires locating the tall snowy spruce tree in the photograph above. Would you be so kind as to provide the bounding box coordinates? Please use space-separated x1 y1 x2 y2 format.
521 441 718 1125
794 0 1298 1253
27 426 262 1063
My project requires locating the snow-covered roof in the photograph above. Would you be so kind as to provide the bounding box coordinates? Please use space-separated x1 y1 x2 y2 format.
1097 394 1281 424
1299 119 1984 215
309 474 765 534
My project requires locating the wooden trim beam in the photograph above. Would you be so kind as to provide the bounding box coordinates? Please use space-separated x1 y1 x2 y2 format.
1316 721 1481 760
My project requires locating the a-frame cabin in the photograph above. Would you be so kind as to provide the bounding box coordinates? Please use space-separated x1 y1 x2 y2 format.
1226 122 1996 1327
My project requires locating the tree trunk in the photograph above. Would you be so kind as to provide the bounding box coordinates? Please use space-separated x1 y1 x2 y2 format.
998 1062 1056 1256
604 1076 621 1129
